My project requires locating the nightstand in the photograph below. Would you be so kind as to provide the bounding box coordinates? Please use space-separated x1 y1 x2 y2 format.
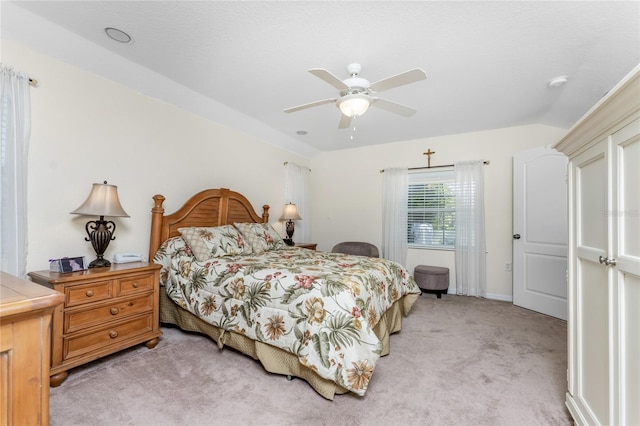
294 243 317 250
28 262 162 387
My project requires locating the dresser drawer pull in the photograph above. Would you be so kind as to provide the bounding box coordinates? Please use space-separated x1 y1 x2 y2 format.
110 307 119 315
109 330 118 339
86 290 94 297
132 282 140 288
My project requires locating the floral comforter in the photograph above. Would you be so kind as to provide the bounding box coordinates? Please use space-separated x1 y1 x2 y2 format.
154 237 420 395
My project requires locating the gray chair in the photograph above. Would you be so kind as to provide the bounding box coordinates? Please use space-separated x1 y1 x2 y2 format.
331 241 379 258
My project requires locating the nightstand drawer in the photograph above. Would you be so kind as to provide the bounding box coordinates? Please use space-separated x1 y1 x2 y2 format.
117 273 155 296
64 294 154 333
64 313 153 360
66 280 113 307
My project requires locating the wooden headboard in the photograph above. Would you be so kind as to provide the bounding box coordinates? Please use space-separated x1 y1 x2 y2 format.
148 188 270 261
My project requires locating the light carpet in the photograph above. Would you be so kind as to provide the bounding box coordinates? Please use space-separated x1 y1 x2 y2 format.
50 294 572 426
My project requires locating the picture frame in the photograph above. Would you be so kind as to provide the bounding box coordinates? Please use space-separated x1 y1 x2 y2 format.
50 256 87 273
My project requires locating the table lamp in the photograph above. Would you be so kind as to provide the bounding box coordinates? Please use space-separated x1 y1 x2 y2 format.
70 181 129 268
280 203 301 246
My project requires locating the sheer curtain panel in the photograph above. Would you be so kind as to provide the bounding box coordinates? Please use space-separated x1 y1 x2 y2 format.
454 161 486 297
284 162 311 243
382 168 408 266
1 66 31 277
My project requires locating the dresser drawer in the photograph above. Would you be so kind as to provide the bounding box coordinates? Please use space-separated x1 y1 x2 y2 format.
64 294 154 334
65 280 113 307
117 273 155 296
63 314 153 360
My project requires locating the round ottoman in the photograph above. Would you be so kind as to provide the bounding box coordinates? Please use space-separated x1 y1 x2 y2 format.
414 265 449 299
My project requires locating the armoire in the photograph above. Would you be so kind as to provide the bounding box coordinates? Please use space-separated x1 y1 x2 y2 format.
554 64 639 425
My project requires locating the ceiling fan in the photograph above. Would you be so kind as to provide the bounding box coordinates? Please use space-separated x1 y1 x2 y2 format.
284 63 427 129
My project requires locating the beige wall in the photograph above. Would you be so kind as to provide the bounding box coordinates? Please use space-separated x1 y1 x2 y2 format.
310 124 567 300
4 41 309 272
6 41 568 300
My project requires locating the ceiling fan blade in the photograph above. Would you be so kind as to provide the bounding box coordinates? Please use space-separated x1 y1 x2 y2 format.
309 68 349 90
284 98 337 113
369 68 427 93
371 98 417 117
338 113 353 129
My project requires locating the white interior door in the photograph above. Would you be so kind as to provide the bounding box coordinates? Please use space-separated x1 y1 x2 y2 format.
513 146 568 319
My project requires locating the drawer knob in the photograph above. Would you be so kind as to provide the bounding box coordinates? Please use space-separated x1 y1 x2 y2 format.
109 330 118 339
86 290 94 297
132 282 140 288
110 307 119 315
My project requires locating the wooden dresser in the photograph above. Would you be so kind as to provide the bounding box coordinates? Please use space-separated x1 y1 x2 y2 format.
1 271 65 426
28 262 162 386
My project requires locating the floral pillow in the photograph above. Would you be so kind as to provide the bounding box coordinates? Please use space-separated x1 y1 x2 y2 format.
178 225 250 261
233 222 287 254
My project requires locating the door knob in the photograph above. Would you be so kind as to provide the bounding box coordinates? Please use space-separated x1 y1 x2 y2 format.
599 256 617 266
513 234 521 239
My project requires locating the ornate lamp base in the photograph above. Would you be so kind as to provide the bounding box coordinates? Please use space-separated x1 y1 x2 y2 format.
284 220 295 246
85 216 116 268
88 257 111 268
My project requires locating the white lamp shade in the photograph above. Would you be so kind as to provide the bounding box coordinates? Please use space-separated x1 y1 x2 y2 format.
279 203 301 220
338 93 370 117
70 182 129 217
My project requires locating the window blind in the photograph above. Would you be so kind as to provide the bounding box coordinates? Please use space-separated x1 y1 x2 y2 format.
408 169 456 248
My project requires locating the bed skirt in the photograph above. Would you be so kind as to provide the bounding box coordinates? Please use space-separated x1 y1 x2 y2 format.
159 289 419 400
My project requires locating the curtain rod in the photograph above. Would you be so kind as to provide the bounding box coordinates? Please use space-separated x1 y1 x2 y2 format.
380 160 490 173
283 161 311 171
29 78 38 87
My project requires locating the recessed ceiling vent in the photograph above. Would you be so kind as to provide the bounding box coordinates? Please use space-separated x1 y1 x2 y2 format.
105 27 133 44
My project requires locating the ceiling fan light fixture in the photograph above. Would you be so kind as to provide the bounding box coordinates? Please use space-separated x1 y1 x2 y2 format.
337 93 370 117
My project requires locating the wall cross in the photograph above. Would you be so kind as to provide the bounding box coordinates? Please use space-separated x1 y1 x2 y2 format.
423 149 436 168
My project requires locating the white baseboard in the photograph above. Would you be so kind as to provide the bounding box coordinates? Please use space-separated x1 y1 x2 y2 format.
446 288 513 302
483 292 513 302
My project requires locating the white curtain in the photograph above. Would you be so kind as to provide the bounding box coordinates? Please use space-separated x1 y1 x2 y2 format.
382 168 408 266
454 161 486 297
284 162 311 243
1 66 31 277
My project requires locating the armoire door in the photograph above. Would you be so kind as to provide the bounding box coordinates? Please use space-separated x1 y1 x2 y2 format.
611 118 640 425
570 138 610 425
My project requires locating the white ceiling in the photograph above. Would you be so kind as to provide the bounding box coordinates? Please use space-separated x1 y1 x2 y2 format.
4 1 640 157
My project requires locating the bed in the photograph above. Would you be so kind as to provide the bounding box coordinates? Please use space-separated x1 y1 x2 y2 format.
148 188 421 399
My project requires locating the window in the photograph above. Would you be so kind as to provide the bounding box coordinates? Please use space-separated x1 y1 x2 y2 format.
408 169 456 249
